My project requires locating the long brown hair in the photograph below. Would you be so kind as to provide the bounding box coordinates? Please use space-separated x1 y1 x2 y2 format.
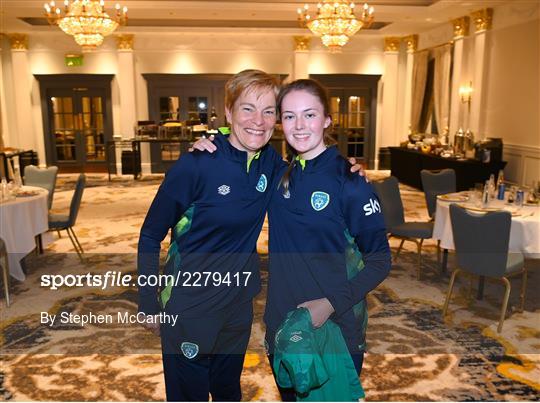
277 79 333 195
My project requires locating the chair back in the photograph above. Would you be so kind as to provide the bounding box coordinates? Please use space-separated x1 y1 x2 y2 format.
421 169 456 218
68 174 86 227
24 165 58 209
372 176 405 231
449 204 510 277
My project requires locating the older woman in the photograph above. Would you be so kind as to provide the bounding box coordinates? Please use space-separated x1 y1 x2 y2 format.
138 70 283 401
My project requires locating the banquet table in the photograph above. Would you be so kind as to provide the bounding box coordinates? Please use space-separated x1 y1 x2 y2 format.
0 186 48 281
433 194 539 299
433 195 540 258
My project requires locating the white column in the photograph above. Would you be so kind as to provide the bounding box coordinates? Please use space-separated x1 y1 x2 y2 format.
114 35 139 175
9 34 36 151
402 35 417 138
469 8 493 139
292 36 310 80
449 17 470 137
379 37 401 149
116 35 137 138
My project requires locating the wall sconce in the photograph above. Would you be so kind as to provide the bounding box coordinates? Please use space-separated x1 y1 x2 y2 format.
459 82 473 105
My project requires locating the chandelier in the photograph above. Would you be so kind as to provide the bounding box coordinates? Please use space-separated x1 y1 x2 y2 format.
44 0 128 51
297 1 374 52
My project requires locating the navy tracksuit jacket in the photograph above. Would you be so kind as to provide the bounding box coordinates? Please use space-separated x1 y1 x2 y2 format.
138 133 282 323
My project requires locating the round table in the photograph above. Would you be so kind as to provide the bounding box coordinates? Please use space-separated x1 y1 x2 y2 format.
433 194 540 258
0 186 48 281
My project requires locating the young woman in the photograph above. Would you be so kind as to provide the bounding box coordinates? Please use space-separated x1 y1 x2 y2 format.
264 79 391 400
138 70 283 401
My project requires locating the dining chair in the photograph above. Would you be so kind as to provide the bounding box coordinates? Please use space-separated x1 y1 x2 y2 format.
24 165 59 210
442 204 527 333
373 176 433 279
420 169 456 219
421 168 456 264
0 237 10 307
48 174 86 261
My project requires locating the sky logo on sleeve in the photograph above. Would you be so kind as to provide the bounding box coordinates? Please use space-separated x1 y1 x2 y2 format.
256 174 267 192
311 191 330 211
363 198 381 216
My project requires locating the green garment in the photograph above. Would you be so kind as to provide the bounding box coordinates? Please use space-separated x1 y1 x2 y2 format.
273 308 365 402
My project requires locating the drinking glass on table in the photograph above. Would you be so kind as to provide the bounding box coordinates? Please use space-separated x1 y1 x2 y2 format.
469 187 478 205
474 183 484 207
515 188 524 209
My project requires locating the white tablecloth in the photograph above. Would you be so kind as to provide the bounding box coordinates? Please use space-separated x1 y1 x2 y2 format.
433 195 540 258
0 186 49 280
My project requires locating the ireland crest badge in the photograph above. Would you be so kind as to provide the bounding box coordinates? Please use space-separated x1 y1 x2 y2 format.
311 191 330 211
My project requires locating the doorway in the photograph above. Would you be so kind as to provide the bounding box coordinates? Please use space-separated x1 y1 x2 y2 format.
36 75 114 172
144 74 230 173
310 74 380 169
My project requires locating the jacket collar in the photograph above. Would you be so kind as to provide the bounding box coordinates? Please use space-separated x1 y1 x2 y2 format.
295 145 338 173
214 132 263 165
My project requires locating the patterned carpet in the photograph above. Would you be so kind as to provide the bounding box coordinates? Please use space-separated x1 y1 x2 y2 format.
1 172 539 401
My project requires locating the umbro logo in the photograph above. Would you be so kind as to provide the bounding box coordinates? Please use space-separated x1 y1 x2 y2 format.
363 198 381 216
289 334 303 343
218 185 230 195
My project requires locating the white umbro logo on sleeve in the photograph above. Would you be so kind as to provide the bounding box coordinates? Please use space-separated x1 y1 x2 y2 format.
363 198 381 216
218 185 231 195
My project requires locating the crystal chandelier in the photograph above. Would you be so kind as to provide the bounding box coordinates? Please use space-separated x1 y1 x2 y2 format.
44 0 128 51
297 1 374 53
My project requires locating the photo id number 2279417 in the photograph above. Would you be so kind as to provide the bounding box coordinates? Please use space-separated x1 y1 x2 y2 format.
175 271 252 287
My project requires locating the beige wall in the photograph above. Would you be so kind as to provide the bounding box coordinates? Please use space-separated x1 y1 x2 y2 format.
484 18 539 148
484 7 539 185
1 5 538 179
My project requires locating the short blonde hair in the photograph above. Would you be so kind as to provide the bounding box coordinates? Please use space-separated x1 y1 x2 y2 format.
225 69 280 112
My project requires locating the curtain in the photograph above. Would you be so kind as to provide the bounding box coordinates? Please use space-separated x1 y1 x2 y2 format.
410 50 429 134
432 44 453 135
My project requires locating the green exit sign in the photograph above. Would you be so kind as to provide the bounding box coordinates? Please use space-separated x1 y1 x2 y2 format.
65 54 83 67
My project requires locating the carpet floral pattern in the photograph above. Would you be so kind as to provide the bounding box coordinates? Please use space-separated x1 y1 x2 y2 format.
1 172 538 401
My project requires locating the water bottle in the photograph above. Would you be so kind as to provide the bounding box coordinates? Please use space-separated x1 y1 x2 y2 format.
488 174 496 199
497 182 506 200
515 189 524 208
496 169 505 200
482 180 490 208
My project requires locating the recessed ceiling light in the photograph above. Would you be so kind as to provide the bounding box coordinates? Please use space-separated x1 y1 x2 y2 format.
426 17 432 22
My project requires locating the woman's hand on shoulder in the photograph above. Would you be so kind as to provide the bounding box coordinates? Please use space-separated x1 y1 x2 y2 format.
189 134 217 153
348 157 368 182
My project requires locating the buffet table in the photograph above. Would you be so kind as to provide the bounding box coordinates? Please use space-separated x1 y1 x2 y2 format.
389 147 506 191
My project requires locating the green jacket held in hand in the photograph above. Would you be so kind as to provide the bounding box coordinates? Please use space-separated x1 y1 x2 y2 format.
273 308 365 402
